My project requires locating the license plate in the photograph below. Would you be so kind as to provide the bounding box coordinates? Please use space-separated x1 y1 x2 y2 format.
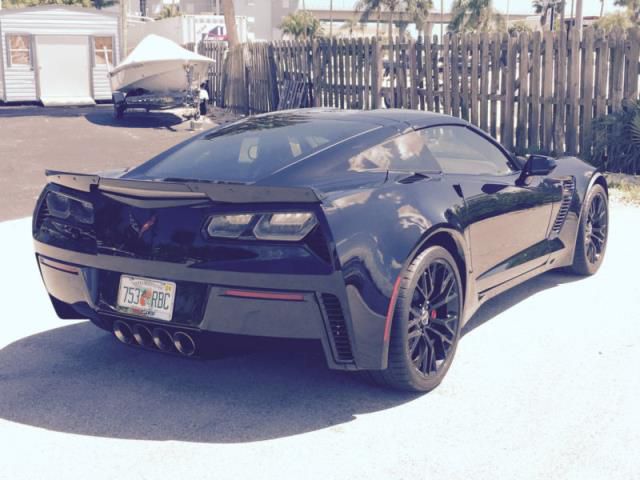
116 275 176 321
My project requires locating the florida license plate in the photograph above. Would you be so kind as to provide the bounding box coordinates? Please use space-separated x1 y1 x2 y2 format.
116 275 176 321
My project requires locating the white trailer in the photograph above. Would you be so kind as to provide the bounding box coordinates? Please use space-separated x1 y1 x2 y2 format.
0 6 120 106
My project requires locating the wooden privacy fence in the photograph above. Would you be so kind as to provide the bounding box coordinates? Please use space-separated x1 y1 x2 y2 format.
198 41 227 107
199 27 640 159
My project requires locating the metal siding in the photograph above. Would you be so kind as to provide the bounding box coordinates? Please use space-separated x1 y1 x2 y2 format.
0 24 5 101
0 8 119 102
93 65 112 100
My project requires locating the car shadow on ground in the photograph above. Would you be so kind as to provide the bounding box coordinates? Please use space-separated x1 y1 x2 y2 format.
0 270 579 444
462 270 580 336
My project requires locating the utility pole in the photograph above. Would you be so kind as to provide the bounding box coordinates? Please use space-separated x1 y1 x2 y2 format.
120 0 127 59
329 0 333 38
574 0 583 31
440 0 444 41
506 0 510 27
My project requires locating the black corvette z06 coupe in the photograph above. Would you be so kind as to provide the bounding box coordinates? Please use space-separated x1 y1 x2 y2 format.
33 109 608 392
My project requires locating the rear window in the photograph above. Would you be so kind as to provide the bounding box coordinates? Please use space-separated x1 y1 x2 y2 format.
127 114 373 183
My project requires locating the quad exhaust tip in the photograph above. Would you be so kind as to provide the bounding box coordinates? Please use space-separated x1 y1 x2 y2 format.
132 324 154 348
152 328 175 352
113 320 134 345
112 321 196 357
173 331 196 357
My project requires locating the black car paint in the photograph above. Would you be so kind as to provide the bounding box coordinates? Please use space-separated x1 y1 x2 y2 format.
33 109 605 371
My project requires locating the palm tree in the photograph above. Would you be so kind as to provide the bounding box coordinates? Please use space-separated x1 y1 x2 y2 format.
407 0 434 39
280 11 323 40
532 0 563 30
614 0 640 23
221 0 239 48
340 17 366 37
355 0 384 38
448 0 505 33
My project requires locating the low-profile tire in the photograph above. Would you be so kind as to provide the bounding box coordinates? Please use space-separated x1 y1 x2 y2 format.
368 246 464 392
569 184 608 276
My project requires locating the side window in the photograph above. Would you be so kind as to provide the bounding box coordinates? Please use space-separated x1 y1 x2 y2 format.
8 35 32 67
420 126 514 175
348 131 441 173
93 36 114 66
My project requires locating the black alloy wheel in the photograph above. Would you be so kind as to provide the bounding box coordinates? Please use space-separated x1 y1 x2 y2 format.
407 259 461 376
368 246 463 392
570 184 608 276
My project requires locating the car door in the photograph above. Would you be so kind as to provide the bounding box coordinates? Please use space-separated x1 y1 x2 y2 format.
419 125 560 293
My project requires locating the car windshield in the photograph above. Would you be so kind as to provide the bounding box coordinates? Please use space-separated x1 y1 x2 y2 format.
126 114 374 183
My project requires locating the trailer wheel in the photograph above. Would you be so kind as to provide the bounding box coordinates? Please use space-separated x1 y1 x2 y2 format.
113 104 125 120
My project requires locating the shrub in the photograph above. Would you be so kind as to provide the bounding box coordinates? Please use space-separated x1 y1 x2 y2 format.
590 100 640 175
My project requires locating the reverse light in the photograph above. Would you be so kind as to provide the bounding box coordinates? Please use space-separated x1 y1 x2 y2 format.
45 191 94 224
253 212 317 241
206 214 255 239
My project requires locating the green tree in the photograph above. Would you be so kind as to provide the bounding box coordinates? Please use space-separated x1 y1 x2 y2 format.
280 11 323 40
448 0 505 33
508 20 534 35
614 0 640 23
156 3 180 19
593 11 634 32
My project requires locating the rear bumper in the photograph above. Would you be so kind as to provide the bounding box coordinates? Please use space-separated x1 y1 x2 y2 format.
34 240 387 371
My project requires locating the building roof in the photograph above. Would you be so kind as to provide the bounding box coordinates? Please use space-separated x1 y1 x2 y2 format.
0 5 118 18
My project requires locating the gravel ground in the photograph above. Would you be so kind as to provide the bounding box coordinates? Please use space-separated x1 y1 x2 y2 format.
0 104 240 221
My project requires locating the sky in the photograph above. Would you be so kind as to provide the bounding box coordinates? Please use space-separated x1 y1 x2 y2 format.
305 0 624 18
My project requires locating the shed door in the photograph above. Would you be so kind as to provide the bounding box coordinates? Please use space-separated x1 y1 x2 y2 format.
35 35 94 106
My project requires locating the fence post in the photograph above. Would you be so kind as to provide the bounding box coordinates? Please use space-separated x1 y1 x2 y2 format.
312 39 321 107
372 38 383 109
566 27 581 155
408 39 418 109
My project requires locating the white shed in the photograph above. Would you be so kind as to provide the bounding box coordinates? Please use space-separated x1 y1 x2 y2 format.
0 6 120 106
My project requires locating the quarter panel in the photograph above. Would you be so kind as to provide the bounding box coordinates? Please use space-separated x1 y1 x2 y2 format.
321 176 467 368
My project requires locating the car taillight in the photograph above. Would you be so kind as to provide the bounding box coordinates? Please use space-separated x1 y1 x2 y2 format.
45 191 94 224
205 212 317 241
253 212 317 241
205 214 255 239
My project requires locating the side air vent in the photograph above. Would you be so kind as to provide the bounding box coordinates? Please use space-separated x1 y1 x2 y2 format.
551 178 575 235
321 293 354 362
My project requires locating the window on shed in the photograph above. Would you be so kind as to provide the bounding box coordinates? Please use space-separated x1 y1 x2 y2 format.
8 35 31 67
94 36 114 65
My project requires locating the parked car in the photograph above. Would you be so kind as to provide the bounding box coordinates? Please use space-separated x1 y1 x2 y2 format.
33 109 608 392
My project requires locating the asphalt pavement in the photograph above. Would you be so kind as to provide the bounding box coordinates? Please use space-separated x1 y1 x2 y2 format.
0 104 239 221
0 203 638 480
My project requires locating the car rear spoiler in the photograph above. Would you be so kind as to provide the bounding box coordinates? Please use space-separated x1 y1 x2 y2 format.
45 170 322 204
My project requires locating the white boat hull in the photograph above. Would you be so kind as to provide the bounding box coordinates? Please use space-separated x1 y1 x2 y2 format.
108 34 214 94
110 59 211 93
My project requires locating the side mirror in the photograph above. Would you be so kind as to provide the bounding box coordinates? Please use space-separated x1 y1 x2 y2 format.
519 155 556 184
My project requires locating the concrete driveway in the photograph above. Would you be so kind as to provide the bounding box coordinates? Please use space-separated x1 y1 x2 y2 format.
0 202 638 480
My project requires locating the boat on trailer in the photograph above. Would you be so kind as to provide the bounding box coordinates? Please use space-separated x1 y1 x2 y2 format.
108 34 214 119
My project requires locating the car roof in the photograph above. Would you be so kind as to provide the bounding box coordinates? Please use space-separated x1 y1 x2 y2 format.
256 108 469 130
